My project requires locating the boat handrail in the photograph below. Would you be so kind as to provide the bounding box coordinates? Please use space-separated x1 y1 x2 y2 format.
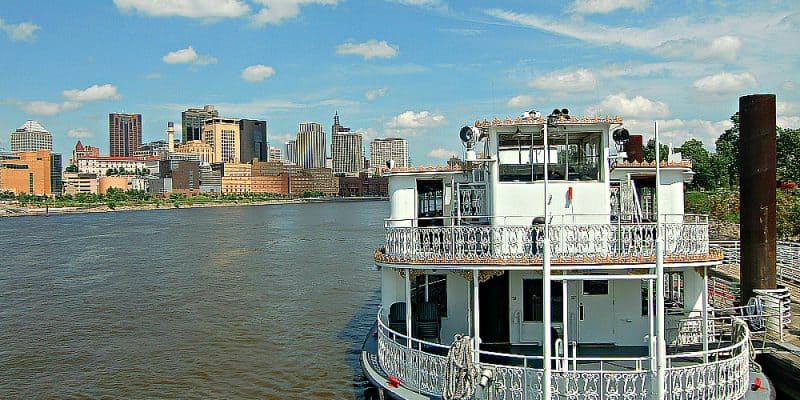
384 213 708 226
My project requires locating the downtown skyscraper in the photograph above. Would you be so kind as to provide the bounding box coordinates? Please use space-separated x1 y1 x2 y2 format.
370 138 408 169
109 113 142 157
10 120 53 152
295 122 325 168
181 105 219 142
330 113 362 175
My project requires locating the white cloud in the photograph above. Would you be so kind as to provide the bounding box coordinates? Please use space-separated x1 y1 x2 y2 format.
568 0 649 14
529 69 597 93
67 128 93 138
780 80 796 91
162 46 217 65
691 72 757 94
386 111 447 129
241 64 276 82
145 73 161 79
336 39 398 59
778 116 800 129
428 148 458 159
251 0 340 26
0 18 40 42
20 101 80 116
113 0 250 19
654 36 742 62
62 84 121 102
507 95 534 108
778 101 799 116
365 88 388 101
625 118 732 148
597 93 670 118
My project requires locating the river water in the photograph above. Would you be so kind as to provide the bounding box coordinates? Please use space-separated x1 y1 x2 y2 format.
0 201 386 399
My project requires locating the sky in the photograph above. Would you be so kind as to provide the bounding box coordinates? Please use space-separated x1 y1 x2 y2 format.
1 0 799 165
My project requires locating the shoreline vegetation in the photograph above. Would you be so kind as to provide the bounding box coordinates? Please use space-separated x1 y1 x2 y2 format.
0 190 387 218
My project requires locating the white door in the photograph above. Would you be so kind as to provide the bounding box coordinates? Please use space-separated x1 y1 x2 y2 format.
578 280 615 343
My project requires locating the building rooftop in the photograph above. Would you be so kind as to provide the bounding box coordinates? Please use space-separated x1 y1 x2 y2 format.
15 120 49 134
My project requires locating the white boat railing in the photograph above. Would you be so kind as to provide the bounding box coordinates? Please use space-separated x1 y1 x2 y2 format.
375 310 750 400
711 240 800 286
383 214 710 262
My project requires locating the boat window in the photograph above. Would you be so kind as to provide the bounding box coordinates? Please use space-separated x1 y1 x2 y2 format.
583 280 609 295
522 279 563 322
412 274 447 317
498 131 602 182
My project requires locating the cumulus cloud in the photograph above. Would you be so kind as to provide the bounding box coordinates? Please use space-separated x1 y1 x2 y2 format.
529 69 597 93
654 36 742 62
336 39 398 59
0 17 40 42
691 72 757 94
507 95 534 108
67 128 93 138
597 93 670 118
386 111 447 129
780 80 796 91
778 102 800 129
428 148 458 159
241 64 276 82
19 83 121 116
568 0 649 14
62 84 121 102
365 88 388 101
162 46 217 65
251 0 340 25
20 101 80 116
778 116 800 129
114 0 250 19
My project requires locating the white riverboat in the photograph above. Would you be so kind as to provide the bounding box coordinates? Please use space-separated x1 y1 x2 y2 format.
361 109 775 400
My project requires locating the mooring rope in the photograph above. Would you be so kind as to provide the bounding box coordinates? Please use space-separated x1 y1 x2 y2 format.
441 334 479 400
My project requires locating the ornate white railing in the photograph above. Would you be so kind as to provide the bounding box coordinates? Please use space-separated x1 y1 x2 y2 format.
712 240 800 286
375 314 750 400
384 217 710 262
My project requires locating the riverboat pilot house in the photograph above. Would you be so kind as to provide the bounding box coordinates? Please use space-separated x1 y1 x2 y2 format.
362 110 765 400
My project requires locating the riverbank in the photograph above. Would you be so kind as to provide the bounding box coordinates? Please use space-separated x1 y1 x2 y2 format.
0 196 387 217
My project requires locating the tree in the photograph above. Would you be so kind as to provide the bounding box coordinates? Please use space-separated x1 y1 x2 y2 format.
715 113 739 188
643 139 668 162
777 128 800 182
678 139 715 190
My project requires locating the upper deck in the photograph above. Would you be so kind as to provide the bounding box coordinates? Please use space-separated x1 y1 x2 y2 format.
376 111 719 269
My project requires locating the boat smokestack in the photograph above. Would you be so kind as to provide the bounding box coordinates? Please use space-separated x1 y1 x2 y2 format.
739 94 777 303
167 121 175 153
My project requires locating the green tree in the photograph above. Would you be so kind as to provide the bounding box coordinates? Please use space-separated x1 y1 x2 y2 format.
777 128 800 182
678 139 715 190
715 113 739 188
643 139 668 162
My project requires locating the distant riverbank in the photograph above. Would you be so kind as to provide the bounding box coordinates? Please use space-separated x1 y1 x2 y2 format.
0 196 387 217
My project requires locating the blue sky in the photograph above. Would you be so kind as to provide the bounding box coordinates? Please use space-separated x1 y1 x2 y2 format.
1 0 799 165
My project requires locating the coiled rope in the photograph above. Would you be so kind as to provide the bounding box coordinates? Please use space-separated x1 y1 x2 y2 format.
441 334 479 400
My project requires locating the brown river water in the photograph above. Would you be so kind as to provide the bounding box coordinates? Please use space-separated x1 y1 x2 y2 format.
0 201 386 399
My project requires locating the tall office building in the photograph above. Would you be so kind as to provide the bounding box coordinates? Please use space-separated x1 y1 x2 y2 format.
182 105 219 142
50 153 62 194
267 145 282 161
296 122 326 169
10 120 53 152
202 117 240 163
370 138 408 169
239 119 267 163
109 113 142 157
331 113 362 174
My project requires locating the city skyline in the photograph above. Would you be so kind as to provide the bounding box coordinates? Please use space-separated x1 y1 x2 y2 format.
1 1 799 166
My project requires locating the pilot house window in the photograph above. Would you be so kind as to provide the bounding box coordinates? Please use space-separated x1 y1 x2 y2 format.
498 131 601 182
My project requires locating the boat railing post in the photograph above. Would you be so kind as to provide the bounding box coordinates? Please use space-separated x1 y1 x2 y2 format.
656 239 666 400
473 271 481 363
543 239 552 400
702 265 709 363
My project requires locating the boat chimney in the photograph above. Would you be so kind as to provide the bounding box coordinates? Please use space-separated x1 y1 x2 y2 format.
623 135 644 162
167 122 175 153
739 94 777 303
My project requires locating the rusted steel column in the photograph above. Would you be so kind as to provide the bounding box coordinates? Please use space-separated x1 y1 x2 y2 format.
739 94 777 303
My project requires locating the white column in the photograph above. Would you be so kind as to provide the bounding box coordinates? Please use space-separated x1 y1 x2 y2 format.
702 266 709 363
405 270 412 347
543 240 552 400
473 271 481 362
562 277 569 372
649 278 655 371
656 240 666 400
